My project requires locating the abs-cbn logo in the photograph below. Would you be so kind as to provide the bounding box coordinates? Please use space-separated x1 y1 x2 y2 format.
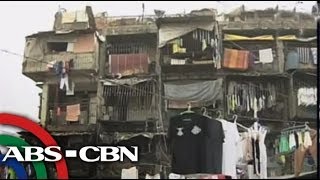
3 146 139 162
0 113 140 179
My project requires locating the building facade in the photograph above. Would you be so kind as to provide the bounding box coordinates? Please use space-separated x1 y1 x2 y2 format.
21 6 317 178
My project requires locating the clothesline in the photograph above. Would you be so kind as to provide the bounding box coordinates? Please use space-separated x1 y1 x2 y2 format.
294 80 317 89
173 108 301 129
0 50 156 151
0 49 95 81
234 81 289 98
224 44 275 53
134 162 171 168
1 49 290 101
227 41 260 60
227 114 311 124
0 49 304 134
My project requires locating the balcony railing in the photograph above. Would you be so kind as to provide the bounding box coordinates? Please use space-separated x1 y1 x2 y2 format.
23 52 96 73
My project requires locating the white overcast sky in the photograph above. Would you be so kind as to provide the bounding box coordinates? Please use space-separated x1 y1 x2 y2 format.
0 1 316 126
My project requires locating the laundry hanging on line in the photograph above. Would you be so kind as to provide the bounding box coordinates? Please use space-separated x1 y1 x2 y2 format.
223 48 249 71
310 48 317 64
258 48 273 64
227 81 277 116
168 111 224 175
219 119 241 179
237 122 268 179
296 47 311 64
277 128 313 154
66 81 75 96
60 74 70 91
297 87 317 106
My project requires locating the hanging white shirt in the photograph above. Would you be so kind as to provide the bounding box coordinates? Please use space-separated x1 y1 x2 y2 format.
303 131 312 148
219 119 241 179
289 133 296 150
259 128 268 179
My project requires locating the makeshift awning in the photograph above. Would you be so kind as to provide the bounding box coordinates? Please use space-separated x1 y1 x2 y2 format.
278 35 317 42
102 77 153 86
114 132 155 142
164 79 223 102
159 21 215 47
224 34 274 41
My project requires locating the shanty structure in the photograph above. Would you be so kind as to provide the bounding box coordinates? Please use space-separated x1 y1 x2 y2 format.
21 5 317 178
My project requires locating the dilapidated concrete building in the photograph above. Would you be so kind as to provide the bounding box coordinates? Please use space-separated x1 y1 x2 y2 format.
21 5 317 178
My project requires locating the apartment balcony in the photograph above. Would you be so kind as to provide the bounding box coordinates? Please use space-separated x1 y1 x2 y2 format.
22 52 97 81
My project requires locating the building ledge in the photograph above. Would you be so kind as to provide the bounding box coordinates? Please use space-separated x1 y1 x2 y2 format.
98 120 157 133
46 124 96 134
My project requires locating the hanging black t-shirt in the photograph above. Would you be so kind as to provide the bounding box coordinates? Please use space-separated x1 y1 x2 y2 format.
203 118 225 174
168 112 224 174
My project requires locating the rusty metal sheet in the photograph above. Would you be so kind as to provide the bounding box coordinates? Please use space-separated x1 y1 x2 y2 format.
109 53 149 76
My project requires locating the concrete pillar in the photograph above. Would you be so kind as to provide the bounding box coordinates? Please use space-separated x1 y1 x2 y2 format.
288 74 296 119
96 40 107 122
89 96 98 124
275 38 285 73
40 83 49 127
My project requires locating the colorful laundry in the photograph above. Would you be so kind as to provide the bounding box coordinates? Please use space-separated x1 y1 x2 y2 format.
223 48 249 70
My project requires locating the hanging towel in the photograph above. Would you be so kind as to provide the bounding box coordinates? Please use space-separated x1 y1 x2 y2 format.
297 47 310 64
310 48 317 64
66 104 80 122
259 48 273 64
223 48 249 70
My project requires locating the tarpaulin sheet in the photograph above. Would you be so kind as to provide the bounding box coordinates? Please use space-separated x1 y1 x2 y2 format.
167 100 212 109
109 53 149 76
103 77 153 86
224 34 274 41
164 79 223 102
159 21 214 47
278 35 317 42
